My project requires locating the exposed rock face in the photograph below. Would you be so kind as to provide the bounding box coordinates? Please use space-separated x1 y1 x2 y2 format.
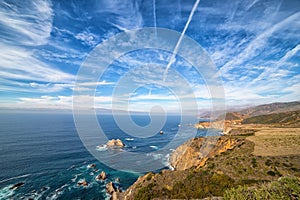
106 139 125 147
119 136 242 199
96 171 107 180
170 136 240 170
106 182 120 200
195 120 242 133
106 182 117 194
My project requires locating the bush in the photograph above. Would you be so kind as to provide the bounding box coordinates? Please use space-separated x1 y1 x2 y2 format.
224 176 300 200
265 159 272 166
267 170 276 176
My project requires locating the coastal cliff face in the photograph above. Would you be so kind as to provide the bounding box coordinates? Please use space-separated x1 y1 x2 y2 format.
119 136 242 199
170 137 240 170
119 129 300 199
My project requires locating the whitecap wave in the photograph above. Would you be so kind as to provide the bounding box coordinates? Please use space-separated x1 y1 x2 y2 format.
0 185 15 199
164 154 174 170
149 145 159 150
125 138 134 141
146 153 163 160
0 173 31 184
96 144 108 151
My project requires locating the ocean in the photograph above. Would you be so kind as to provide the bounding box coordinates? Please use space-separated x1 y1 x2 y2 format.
0 113 209 199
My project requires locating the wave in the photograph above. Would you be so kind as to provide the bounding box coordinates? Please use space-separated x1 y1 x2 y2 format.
0 185 15 199
125 138 134 141
24 186 50 200
46 184 69 200
146 152 163 160
149 145 159 150
164 153 174 170
96 144 108 151
0 173 31 184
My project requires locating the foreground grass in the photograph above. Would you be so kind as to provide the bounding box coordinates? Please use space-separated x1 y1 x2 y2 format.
224 176 300 200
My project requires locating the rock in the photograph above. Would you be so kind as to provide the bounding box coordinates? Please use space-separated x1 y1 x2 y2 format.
10 182 24 190
106 139 125 147
88 163 96 168
106 182 121 200
96 171 107 180
77 180 88 187
106 182 117 194
170 137 240 170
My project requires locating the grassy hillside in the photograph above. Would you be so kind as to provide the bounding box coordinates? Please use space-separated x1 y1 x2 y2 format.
242 110 300 126
224 176 300 200
122 133 300 199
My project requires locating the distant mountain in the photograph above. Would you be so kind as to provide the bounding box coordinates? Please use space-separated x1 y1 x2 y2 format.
242 110 300 127
239 101 300 117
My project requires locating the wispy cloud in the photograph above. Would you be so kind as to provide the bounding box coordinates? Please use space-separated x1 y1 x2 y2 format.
0 0 53 46
0 43 74 83
220 11 300 76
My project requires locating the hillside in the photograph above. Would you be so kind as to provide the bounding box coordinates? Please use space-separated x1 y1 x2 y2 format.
119 129 300 199
242 110 300 127
239 101 300 117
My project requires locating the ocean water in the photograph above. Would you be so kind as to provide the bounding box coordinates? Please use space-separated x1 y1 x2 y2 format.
0 113 208 199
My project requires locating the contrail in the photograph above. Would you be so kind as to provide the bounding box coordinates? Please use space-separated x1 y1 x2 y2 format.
153 0 157 35
163 0 201 81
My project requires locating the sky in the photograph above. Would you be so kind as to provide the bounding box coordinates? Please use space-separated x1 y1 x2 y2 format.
0 0 300 113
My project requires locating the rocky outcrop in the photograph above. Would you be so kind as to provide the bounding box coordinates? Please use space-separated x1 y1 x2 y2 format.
10 182 24 190
170 136 240 170
96 171 107 180
88 163 96 168
119 136 242 199
106 139 125 147
106 182 121 200
195 120 242 133
77 179 88 187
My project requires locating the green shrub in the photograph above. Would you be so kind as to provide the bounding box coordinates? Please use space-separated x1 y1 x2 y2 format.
265 159 272 166
224 176 300 200
267 170 276 176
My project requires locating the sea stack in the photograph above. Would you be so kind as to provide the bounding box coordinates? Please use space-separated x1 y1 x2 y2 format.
106 139 125 147
96 171 107 180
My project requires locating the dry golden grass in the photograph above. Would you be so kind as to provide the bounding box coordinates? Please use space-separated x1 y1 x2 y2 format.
246 128 300 156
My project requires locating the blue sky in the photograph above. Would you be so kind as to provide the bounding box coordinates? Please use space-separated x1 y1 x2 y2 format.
0 0 299 112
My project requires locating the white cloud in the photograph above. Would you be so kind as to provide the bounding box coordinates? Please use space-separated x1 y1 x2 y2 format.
0 0 53 46
0 43 74 83
97 0 143 31
75 31 100 46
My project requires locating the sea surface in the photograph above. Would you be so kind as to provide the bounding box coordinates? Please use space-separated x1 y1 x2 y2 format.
0 113 213 199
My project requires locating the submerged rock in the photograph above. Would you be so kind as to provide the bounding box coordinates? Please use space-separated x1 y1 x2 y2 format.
77 180 88 187
88 163 96 168
10 182 24 190
106 139 125 147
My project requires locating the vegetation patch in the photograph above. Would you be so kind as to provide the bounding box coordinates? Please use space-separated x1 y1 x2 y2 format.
224 176 300 200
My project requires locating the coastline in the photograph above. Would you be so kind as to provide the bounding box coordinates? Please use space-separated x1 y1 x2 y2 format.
116 124 300 200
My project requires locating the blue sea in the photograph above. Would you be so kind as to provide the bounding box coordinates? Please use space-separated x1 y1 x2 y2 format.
0 113 211 199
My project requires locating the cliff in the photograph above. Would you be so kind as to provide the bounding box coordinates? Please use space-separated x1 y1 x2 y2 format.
119 136 242 199
119 132 300 199
170 136 240 170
